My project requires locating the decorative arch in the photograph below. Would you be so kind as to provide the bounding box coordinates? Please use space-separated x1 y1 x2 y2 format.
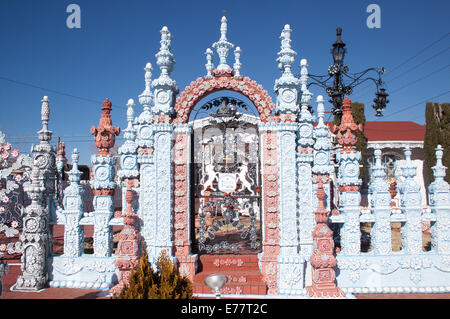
173 74 276 124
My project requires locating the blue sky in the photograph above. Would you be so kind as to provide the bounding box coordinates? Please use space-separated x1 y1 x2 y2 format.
0 0 449 164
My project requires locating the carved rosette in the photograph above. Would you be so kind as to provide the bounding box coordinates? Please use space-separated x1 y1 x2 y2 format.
307 177 345 298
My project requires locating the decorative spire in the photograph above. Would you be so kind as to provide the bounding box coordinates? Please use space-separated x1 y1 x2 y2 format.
155 26 175 77
233 46 242 77
152 26 178 116
126 98 135 127
371 145 387 180
331 97 362 153
401 146 417 179
277 24 297 77
57 137 66 160
432 145 447 180
138 62 153 113
205 48 214 77
38 96 53 143
212 16 234 72
90 99 121 156
68 148 82 184
300 59 313 109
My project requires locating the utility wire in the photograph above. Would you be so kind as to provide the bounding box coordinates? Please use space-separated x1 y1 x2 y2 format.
352 32 450 98
0 76 128 110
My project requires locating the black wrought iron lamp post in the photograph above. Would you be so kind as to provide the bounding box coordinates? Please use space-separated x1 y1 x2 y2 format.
307 27 389 123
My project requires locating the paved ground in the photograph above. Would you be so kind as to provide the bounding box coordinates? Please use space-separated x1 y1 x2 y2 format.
1 266 448 299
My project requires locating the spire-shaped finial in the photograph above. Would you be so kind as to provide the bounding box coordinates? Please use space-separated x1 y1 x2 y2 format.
212 15 234 72
374 145 382 166
233 46 242 77
138 62 153 112
126 98 135 125
316 95 325 122
435 144 443 167
220 15 228 41
276 24 297 76
38 96 53 144
41 96 50 131
68 148 82 184
205 48 214 77
404 146 412 163
155 26 175 77
91 99 120 156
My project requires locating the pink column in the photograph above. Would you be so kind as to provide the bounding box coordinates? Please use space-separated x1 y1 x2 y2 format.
173 132 196 281
260 130 280 294
307 176 345 297
110 179 141 295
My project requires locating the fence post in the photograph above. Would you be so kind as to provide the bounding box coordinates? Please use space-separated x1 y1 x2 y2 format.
15 96 56 291
90 99 120 257
399 146 422 254
331 97 362 255
62 149 85 257
370 146 392 255
428 145 450 254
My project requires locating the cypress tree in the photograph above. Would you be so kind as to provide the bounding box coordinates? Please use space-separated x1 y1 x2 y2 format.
424 102 450 184
115 247 193 299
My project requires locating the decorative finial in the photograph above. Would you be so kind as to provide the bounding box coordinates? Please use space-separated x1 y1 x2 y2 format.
57 137 65 158
277 24 296 76
155 26 175 77
138 62 153 112
233 46 242 77
205 48 214 77
91 99 121 156
126 98 135 125
404 146 412 163
435 145 443 166
41 96 50 131
212 15 234 71
316 95 325 120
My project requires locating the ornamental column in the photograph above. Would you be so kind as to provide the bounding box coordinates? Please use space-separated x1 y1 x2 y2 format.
428 145 450 254
90 99 120 257
297 59 315 260
15 96 56 291
109 179 141 296
370 146 392 255
307 177 345 298
331 97 363 255
399 146 422 254
62 149 85 257
273 24 304 294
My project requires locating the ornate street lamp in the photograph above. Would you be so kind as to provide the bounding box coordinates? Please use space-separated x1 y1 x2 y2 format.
307 27 389 123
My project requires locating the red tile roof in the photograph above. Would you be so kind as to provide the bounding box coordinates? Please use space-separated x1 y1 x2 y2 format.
363 121 425 142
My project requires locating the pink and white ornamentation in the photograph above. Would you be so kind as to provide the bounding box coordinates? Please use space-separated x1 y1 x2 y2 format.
307 176 345 298
109 179 141 296
260 131 280 294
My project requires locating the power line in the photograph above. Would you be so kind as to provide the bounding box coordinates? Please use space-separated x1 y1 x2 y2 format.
388 63 450 95
387 46 450 83
0 76 128 110
352 32 450 98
